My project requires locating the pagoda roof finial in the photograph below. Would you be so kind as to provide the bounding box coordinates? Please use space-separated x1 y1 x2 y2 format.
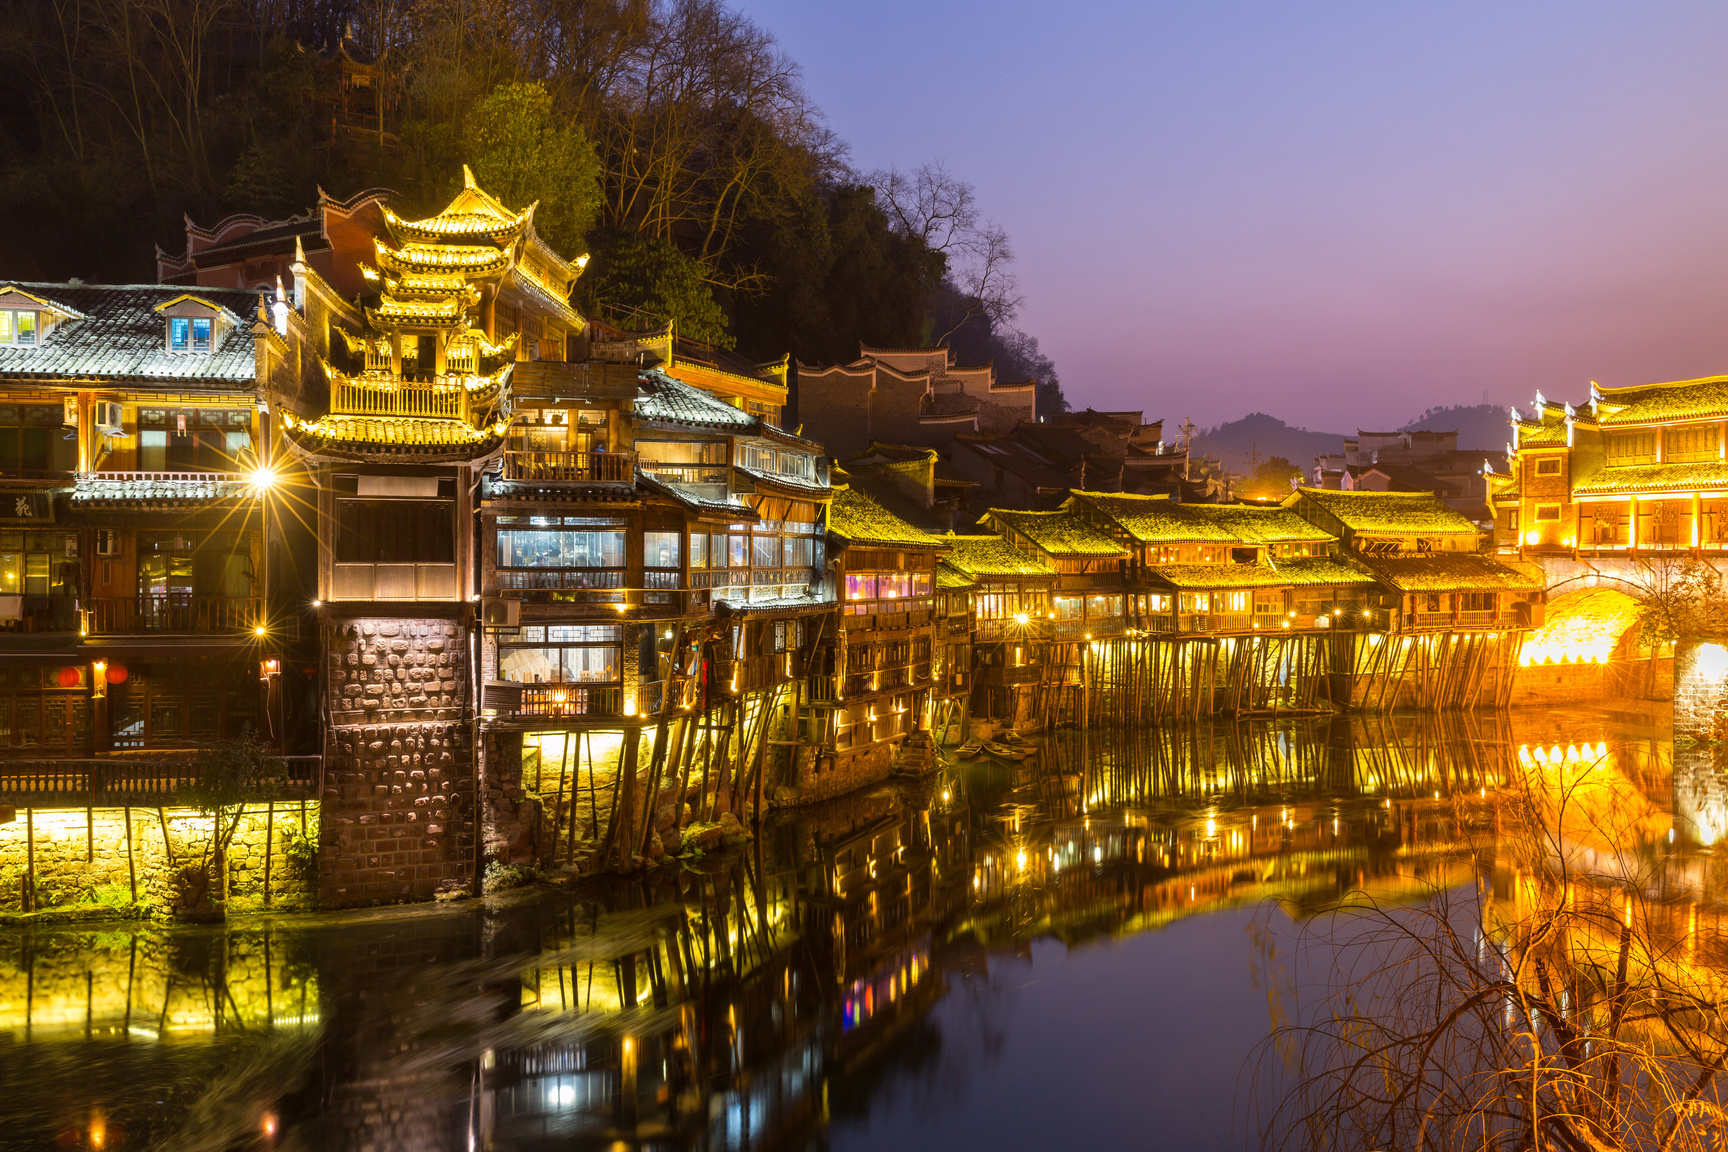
463 164 478 190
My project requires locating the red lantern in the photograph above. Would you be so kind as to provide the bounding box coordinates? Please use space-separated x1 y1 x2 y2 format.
105 663 128 684
55 666 80 688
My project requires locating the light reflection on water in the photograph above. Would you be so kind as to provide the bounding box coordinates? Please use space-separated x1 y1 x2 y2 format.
0 706 1682 1151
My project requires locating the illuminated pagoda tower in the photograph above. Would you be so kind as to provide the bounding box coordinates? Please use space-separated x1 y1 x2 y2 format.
277 166 588 907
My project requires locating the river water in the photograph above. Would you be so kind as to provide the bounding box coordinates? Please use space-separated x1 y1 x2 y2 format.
0 706 1676 1152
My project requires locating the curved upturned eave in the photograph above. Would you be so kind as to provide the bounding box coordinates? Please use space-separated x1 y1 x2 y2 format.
280 420 507 466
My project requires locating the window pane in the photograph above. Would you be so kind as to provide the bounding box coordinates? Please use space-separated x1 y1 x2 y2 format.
689 533 707 569
170 317 189 350
497 528 624 568
16 312 35 345
644 531 680 568
729 536 748 567
752 535 778 568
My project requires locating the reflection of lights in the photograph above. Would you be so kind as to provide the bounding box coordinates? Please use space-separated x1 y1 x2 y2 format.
262 1112 278 1137
1016 849 1027 869
1205 818 1215 837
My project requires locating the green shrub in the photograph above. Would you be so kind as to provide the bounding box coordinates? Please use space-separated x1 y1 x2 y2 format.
483 861 532 894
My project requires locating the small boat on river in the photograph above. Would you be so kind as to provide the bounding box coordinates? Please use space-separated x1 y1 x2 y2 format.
954 740 984 759
984 741 1034 761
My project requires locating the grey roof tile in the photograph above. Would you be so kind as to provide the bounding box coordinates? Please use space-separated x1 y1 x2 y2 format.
0 282 261 387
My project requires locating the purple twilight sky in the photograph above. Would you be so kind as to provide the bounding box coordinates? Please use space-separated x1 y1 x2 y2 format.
738 0 1728 431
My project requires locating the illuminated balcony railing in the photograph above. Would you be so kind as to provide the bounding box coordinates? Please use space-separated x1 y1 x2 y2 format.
501 450 636 484
639 461 728 485
0 756 319 801
333 378 468 421
87 595 263 634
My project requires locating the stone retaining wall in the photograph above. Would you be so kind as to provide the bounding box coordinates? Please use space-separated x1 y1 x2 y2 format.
0 802 319 914
318 617 477 907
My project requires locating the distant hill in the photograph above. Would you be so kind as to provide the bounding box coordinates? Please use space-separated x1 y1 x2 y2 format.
1195 403 1512 474
1195 413 1343 474
1400 403 1511 451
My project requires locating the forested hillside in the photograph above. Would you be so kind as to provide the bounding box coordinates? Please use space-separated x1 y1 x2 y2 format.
0 0 1064 408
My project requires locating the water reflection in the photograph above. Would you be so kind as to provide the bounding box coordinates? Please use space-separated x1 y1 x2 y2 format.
0 707 1682 1151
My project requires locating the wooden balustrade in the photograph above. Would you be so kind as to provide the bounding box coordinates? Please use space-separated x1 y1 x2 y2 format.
332 379 467 420
639 461 729 485
518 685 623 718
87 596 263 634
501 450 637 484
0 756 318 803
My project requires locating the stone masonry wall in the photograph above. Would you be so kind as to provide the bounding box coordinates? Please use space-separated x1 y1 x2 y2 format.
0 803 319 914
319 618 476 907
1675 640 1728 740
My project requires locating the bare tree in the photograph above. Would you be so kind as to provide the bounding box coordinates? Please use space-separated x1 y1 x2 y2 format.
1253 745 1728 1152
869 160 1023 343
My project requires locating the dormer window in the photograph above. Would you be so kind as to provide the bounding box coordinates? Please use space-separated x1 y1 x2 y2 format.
169 316 213 353
155 295 228 354
0 309 38 346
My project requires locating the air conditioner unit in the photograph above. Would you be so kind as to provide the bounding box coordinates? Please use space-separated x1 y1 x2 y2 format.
93 402 124 433
94 529 121 557
480 597 520 628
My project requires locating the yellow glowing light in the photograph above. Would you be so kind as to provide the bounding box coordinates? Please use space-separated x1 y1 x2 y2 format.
248 466 278 491
254 625 266 636
1016 849 1027 869
311 599 321 607
1696 642 1728 682
1524 530 1541 546
1014 612 1028 624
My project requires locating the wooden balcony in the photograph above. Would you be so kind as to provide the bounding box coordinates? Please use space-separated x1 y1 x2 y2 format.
639 461 729 486
520 684 622 719
332 378 468 421
88 595 263 634
500 450 636 485
0 595 77 633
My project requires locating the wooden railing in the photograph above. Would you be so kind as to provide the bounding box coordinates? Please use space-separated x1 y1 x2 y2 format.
333 378 467 420
501 450 637 484
0 756 319 803
639 461 729 485
87 595 263 633
0 595 76 633
85 470 250 485
519 685 623 718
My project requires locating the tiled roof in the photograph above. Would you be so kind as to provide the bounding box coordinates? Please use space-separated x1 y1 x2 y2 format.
1571 460 1728 495
1516 419 1568 446
1141 563 1299 589
936 563 976 590
281 412 505 463
0 282 260 385
828 486 946 550
1275 558 1380 587
735 464 830 500
1352 553 1545 593
636 474 759 521
985 509 1130 557
71 473 258 509
1067 491 1333 545
1290 488 1480 535
941 534 1055 578
192 218 326 262
635 369 757 430
1597 377 1728 426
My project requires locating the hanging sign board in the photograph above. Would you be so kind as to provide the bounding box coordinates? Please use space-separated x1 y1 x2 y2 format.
0 491 54 524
